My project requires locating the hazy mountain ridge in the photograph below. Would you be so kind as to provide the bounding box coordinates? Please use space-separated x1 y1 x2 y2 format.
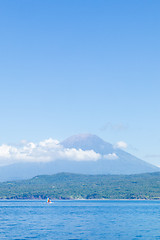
0 134 158 181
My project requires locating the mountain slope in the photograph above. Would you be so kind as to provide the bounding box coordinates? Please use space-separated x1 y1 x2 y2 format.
1 172 160 199
61 134 159 174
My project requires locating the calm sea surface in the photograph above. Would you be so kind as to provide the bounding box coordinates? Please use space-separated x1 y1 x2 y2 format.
0 200 159 239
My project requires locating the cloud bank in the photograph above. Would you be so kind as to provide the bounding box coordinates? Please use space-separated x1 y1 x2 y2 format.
0 138 109 166
0 138 121 166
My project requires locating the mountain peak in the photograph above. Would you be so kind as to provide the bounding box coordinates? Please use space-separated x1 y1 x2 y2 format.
65 133 95 140
61 133 113 152
62 133 102 142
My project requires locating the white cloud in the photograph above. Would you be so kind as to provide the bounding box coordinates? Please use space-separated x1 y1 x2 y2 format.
39 138 60 148
114 141 127 149
100 122 128 132
104 153 119 160
58 148 101 162
0 138 102 166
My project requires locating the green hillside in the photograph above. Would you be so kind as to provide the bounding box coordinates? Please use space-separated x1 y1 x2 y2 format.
1 172 160 199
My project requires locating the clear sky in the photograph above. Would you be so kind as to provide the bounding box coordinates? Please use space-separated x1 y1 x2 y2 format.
0 0 160 166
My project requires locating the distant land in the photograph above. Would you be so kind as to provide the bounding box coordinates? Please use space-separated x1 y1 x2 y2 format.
1 172 160 200
0 134 159 181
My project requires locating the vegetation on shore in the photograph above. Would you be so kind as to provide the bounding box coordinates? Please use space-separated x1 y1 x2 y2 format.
1 172 160 200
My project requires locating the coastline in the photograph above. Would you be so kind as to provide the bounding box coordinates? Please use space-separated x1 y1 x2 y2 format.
1 198 160 201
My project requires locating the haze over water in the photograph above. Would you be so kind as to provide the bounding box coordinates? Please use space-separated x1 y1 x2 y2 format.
0 200 160 239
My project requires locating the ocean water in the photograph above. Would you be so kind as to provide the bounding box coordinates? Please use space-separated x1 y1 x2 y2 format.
0 200 159 240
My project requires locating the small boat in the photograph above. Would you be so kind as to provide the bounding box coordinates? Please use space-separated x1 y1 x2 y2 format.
47 198 52 203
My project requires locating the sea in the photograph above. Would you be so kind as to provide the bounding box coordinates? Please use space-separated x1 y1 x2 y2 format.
0 200 159 240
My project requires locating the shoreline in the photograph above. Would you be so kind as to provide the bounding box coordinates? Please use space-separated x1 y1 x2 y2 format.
0 198 160 201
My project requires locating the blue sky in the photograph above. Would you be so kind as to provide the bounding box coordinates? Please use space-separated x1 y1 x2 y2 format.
0 0 160 166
